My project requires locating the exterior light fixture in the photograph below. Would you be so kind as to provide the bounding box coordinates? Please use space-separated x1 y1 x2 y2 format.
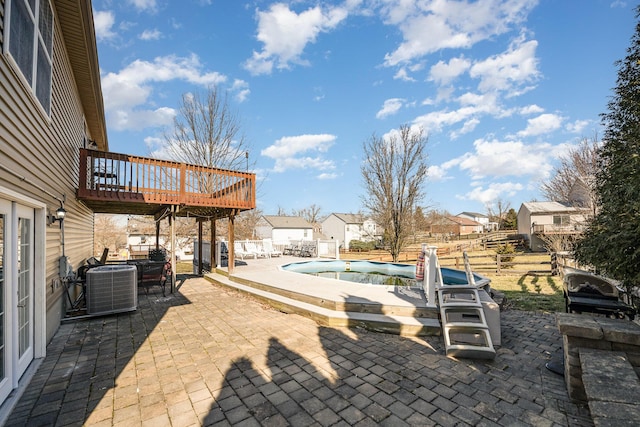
49 205 66 225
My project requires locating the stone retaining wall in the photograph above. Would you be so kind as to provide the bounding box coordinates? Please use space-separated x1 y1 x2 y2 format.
557 313 640 402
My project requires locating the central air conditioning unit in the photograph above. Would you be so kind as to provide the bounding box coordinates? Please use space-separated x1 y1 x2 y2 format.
86 265 138 315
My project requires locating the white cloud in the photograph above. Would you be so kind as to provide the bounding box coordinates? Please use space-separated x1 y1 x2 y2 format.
128 0 157 13
565 119 590 134
261 134 337 172
244 3 349 75
470 37 540 93
139 29 162 40
382 0 537 66
463 182 524 205
101 54 227 131
429 56 471 85
376 98 405 119
393 68 416 82
412 96 499 135
450 118 480 139
427 158 461 181
94 10 117 41
232 79 250 102
111 107 176 131
317 172 338 180
519 104 544 115
457 138 555 180
517 113 563 137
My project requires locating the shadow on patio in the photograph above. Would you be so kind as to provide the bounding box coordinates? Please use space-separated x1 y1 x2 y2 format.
5 276 592 426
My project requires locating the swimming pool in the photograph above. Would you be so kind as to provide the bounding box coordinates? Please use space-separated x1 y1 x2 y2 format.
281 259 491 289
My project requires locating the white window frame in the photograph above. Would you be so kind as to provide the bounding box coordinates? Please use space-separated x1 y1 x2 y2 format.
4 0 54 116
552 215 570 227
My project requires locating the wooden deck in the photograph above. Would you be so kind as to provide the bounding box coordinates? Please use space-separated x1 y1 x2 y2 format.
77 148 255 218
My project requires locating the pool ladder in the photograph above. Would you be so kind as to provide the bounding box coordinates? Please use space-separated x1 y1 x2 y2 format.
438 253 496 359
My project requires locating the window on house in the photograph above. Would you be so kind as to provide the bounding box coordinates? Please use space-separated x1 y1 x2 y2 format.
553 215 570 226
7 0 54 115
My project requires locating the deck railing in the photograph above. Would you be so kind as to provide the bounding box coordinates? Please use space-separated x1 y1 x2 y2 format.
78 148 255 209
532 224 585 234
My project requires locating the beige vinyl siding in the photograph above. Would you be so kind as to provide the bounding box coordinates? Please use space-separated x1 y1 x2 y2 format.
0 0 4 50
1 4 94 339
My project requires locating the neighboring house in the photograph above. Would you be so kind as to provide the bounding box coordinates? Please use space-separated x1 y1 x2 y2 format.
517 202 590 251
321 213 381 250
567 177 596 214
254 216 314 242
429 216 483 236
0 0 108 407
456 211 497 232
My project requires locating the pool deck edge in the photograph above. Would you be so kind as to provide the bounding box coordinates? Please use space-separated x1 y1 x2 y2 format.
205 258 442 336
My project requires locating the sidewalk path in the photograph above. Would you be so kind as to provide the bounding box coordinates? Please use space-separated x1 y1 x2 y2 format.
5 276 593 426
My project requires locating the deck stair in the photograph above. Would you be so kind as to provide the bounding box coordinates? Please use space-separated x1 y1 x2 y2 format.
438 286 496 359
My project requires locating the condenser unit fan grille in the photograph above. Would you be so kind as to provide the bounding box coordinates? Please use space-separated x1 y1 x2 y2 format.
86 265 137 315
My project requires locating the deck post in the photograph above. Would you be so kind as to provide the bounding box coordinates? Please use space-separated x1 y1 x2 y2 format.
170 205 177 293
197 219 203 275
228 214 235 274
211 218 216 269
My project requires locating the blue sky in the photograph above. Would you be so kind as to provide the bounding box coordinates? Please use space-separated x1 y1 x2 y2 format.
93 0 635 217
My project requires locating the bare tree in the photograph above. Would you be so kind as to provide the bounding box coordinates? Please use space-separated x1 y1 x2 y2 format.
94 214 127 256
292 204 323 224
538 233 575 253
162 85 251 172
361 125 428 261
154 85 256 255
540 134 600 214
234 208 264 240
486 199 511 229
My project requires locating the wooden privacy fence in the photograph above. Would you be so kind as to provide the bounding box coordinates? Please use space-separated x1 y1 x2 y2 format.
439 252 552 275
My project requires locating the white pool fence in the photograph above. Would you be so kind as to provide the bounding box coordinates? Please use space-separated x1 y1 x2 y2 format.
193 239 340 273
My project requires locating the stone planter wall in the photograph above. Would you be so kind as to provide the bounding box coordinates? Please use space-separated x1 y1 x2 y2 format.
556 313 640 402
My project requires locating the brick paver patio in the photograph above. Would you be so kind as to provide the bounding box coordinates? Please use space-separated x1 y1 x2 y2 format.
5 276 593 426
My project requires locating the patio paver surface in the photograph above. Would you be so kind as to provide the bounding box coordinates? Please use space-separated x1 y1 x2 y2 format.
4 273 593 426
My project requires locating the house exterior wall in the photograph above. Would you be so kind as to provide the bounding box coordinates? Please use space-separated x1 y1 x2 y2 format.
1 1 97 345
271 228 312 242
362 219 378 239
322 215 346 247
517 204 589 251
254 216 313 242
457 213 488 226
254 217 273 240
459 224 479 235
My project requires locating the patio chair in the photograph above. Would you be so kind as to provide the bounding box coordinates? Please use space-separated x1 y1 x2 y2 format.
283 241 300 255
245 241 268 258
234 242 256 260
127 259 171 297
300 242 316 257
262 239 282 257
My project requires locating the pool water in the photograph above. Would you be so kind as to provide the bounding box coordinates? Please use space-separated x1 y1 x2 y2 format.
312 271 415 286
281 259 490 289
